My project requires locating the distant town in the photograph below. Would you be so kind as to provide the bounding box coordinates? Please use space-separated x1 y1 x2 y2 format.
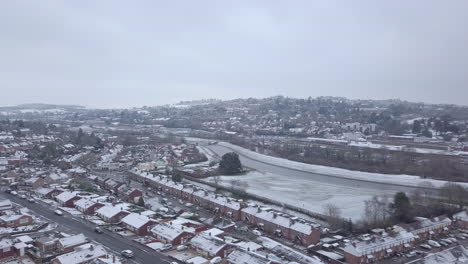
0 96 467 264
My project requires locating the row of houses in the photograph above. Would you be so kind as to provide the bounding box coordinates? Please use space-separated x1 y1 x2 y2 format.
342 213 468 264
129 169 321 245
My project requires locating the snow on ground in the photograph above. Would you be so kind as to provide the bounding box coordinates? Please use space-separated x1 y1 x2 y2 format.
196 145 218 162
216 142 468 189
204 171 393 220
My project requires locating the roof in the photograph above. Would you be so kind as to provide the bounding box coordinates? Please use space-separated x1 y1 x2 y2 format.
241 206 319 235
343 231 415 257
56 191 77 203
399 216 452 233
74 199 98 210
0 199 12 210
53 244 106 264
121 213 153 229
190 234 227 256
151 222 193 241
227 249 272 264
96 205 126 218
0 214 30 222
454 211 468 222
58 233 87 248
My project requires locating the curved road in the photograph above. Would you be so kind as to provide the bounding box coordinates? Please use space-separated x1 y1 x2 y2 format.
202 143 419 194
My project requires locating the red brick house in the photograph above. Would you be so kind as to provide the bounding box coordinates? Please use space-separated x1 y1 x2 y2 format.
55 191 81 207
396 216 452 241
0 239 15 260
74 199 104 215
190 234 234 258
122 189 143 203
343 231 415 264
241 206 320 245
57 234 88 253
36 188 64 199
121 213 156 235
96 205 130 223
0 214 33 228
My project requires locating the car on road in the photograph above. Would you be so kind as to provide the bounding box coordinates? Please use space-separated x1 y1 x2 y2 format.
94 227 103 234
20 194 27 199
54 210 63 216
121 250 134 258
10 191 17 196
28 198 35 203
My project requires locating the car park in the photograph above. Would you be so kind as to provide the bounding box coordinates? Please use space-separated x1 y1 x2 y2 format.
121 250 134 258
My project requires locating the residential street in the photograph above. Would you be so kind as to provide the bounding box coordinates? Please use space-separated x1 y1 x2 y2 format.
0 192 178 264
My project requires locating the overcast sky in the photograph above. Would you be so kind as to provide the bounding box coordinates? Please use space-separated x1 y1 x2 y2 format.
1 1 467 108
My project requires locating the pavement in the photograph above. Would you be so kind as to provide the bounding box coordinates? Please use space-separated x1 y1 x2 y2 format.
0 192 179 264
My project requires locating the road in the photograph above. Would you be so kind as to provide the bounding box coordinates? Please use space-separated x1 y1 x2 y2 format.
0 192 177 264
202 143 420 194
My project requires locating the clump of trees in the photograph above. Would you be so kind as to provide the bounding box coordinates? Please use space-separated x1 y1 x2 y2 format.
73 128 104 149
219 152 243 175
357 182 468 232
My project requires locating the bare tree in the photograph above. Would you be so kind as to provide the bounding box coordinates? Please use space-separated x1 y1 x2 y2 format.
323 203 342 229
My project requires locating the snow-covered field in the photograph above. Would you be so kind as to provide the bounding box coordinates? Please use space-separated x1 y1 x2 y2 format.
204 171 394 220
216 142 468 189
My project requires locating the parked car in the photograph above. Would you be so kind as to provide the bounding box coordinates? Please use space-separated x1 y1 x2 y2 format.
176 245 187 251
160 244 172 252
456 234 466 240
20 194 27 199
54 210 63 216
27 198 35 203
94 227 103 234
210 257 222 264
420 244 431 250
428 240 441 248
121 250 134 258
184 203 193 207
442 238 452 244
406 252 416 258
439 241 449 247
448 237 458 243
253 230 262 236
10 191 17 196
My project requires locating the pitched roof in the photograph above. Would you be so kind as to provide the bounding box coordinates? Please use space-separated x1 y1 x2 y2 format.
121 213 153 229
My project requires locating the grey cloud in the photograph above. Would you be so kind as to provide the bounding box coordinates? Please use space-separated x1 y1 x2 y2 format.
0 0 467 108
